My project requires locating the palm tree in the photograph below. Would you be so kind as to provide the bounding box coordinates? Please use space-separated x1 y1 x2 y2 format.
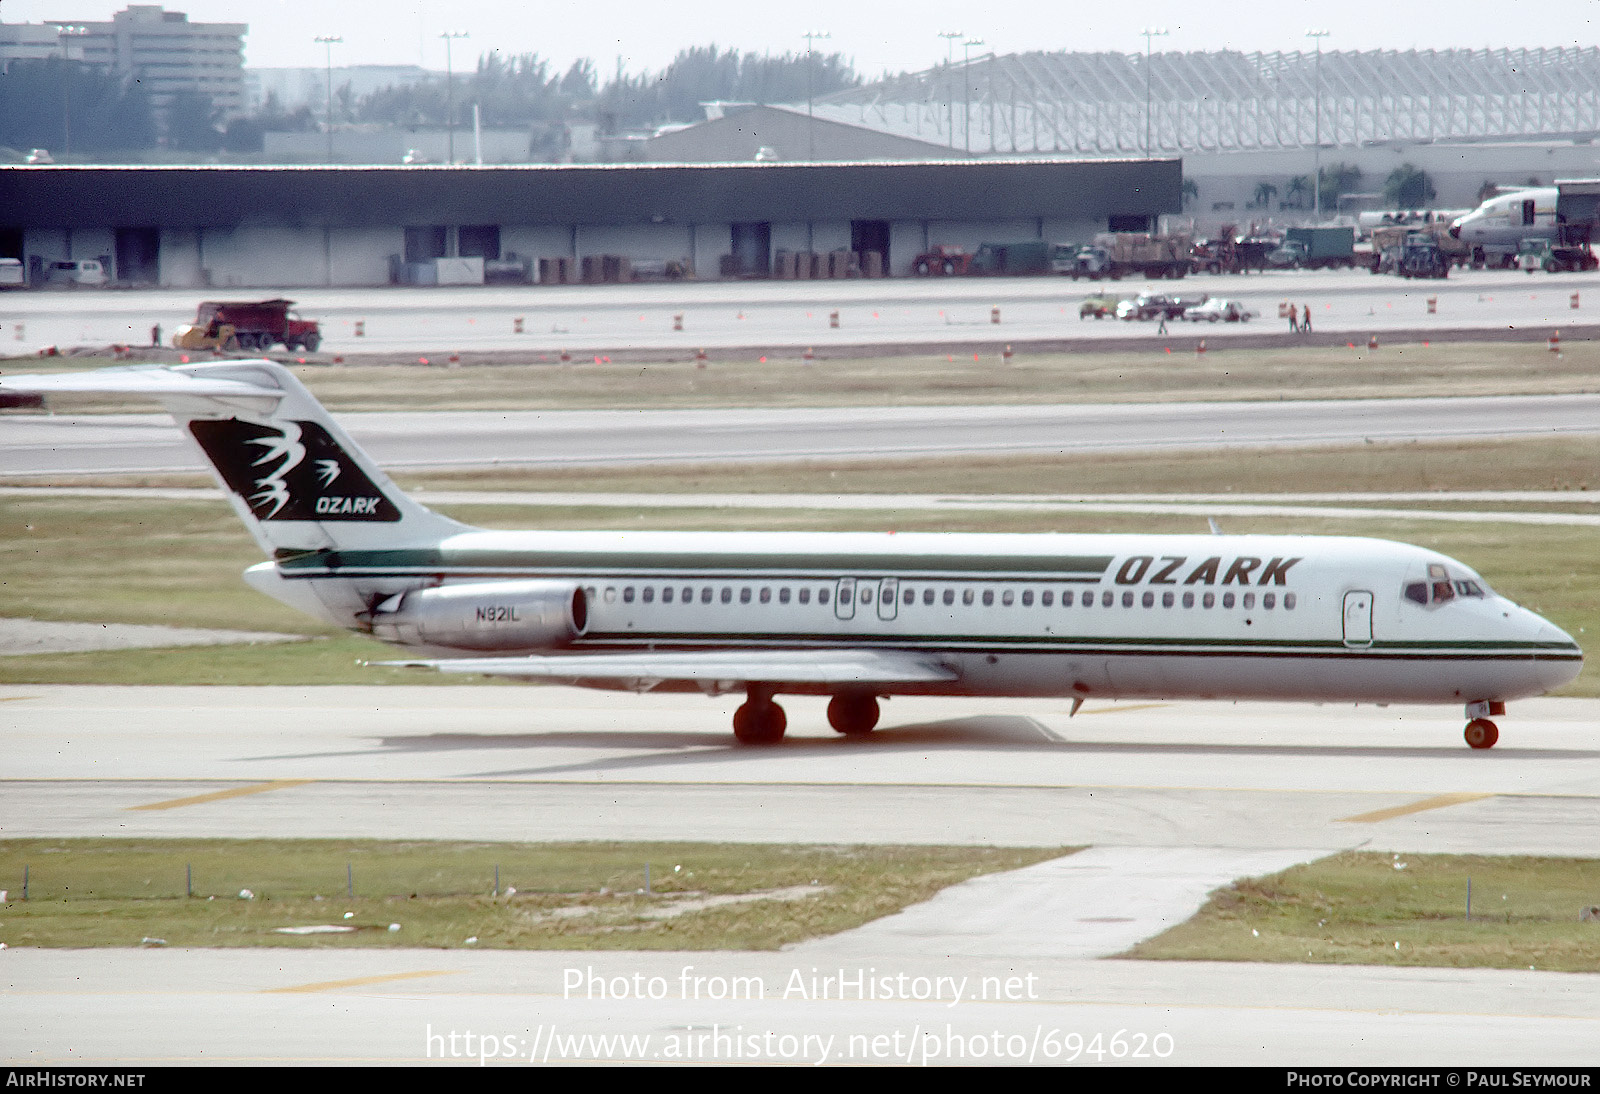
1181 177 1199 210
1384 164 1436 209
1285 176 1309 209
1253 181 1278 209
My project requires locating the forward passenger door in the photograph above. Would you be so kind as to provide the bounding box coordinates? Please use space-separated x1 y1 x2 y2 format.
1342 590 1373 648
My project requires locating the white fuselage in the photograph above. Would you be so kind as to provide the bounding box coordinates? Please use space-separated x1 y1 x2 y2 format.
1450 187 1559 262
254 528 1581 706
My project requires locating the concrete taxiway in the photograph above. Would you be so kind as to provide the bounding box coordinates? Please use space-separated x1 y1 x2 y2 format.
4 268 1597 357
5 392 1600 476
2 685 1598 1065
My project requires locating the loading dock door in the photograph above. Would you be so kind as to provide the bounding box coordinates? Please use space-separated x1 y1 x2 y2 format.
730 222 771 277
114 227 159 285
851 219 890 275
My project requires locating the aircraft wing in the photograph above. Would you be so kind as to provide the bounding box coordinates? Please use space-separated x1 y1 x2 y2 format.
385 648 958 687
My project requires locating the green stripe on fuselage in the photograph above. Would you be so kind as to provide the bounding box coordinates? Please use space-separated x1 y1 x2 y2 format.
277 548 1117 577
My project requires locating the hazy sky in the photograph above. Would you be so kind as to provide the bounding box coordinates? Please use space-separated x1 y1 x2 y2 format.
8 0 1597 76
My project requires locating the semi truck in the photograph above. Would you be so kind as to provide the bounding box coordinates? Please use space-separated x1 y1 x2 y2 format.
171 299 322 353
1064 231 1192 280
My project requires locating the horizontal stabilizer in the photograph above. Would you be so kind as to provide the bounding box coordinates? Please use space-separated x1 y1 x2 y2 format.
385 648 958 686
0 365 283 401
0 361 466 555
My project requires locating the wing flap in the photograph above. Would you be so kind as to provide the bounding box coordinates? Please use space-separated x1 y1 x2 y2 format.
384 648 957 686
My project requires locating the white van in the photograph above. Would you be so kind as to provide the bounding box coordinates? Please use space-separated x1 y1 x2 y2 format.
0 258 23 289
45 259 107 287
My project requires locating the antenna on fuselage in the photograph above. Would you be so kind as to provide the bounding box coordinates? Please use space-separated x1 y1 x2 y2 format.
1207 517 1222 535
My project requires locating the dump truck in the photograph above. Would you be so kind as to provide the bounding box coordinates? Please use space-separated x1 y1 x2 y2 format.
1067 231 1191 280
172 299 322 353
1266 226 1360 270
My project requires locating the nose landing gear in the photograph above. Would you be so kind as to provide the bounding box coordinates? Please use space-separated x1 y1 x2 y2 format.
1464 700 1506 749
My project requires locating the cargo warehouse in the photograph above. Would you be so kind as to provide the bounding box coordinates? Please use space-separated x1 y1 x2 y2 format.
0 159 1180 289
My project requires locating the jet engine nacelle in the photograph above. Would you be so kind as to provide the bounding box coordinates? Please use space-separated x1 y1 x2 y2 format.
370 580 588 651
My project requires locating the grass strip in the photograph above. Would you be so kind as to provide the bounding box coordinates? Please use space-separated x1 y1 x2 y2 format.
0 839 1067 951
1126 851 1600 973
6 339 1599 412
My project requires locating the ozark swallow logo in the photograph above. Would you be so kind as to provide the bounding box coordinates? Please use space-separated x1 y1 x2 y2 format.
188 418 400 523
244 420 305 517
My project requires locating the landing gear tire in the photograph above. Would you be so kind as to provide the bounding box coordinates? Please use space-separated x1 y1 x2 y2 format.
733 697 786 745
1464 718 1499 750
827 693 880 736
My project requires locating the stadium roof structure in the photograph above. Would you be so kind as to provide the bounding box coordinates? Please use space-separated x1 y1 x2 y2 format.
812 48 1600 156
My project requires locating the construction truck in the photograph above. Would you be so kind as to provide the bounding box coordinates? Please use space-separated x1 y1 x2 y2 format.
1266 226 1362 270
1192 230 1277 275
1394 232 1451 279
910 244 974 276
1370 223 1469 273
968 240 1054 276
1066 231 1192 280
171 299 322 354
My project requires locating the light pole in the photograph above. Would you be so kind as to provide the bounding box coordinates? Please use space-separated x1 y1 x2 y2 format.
803 30 830 160
314 35 342 164
938 30 963 150
58 25 87 160
962 38 984 155
1140 27 1168 156
440 30 469 164
1306 29 1330 218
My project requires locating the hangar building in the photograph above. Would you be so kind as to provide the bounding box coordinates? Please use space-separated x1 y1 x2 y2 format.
0 159 1179 289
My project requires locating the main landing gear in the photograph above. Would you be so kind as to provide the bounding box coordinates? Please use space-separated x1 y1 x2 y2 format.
733 685 786 745
731 689 883 744
1464 700 1506 750
827 693 880 737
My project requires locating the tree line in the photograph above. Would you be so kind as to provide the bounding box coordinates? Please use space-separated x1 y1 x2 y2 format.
0 45 861 158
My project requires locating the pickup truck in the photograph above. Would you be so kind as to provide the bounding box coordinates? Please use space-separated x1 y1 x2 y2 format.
1183 298 1256 323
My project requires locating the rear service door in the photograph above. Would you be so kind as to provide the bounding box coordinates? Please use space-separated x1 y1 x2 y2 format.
877 577 899 621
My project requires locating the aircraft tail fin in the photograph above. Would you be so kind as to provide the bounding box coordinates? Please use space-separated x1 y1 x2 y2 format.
0 361 469 557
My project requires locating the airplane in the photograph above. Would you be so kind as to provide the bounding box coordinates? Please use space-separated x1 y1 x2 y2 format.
0 361 1582 748
1447 185 1600 270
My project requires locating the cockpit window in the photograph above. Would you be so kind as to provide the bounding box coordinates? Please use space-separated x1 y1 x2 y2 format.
1405 573 1487 607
